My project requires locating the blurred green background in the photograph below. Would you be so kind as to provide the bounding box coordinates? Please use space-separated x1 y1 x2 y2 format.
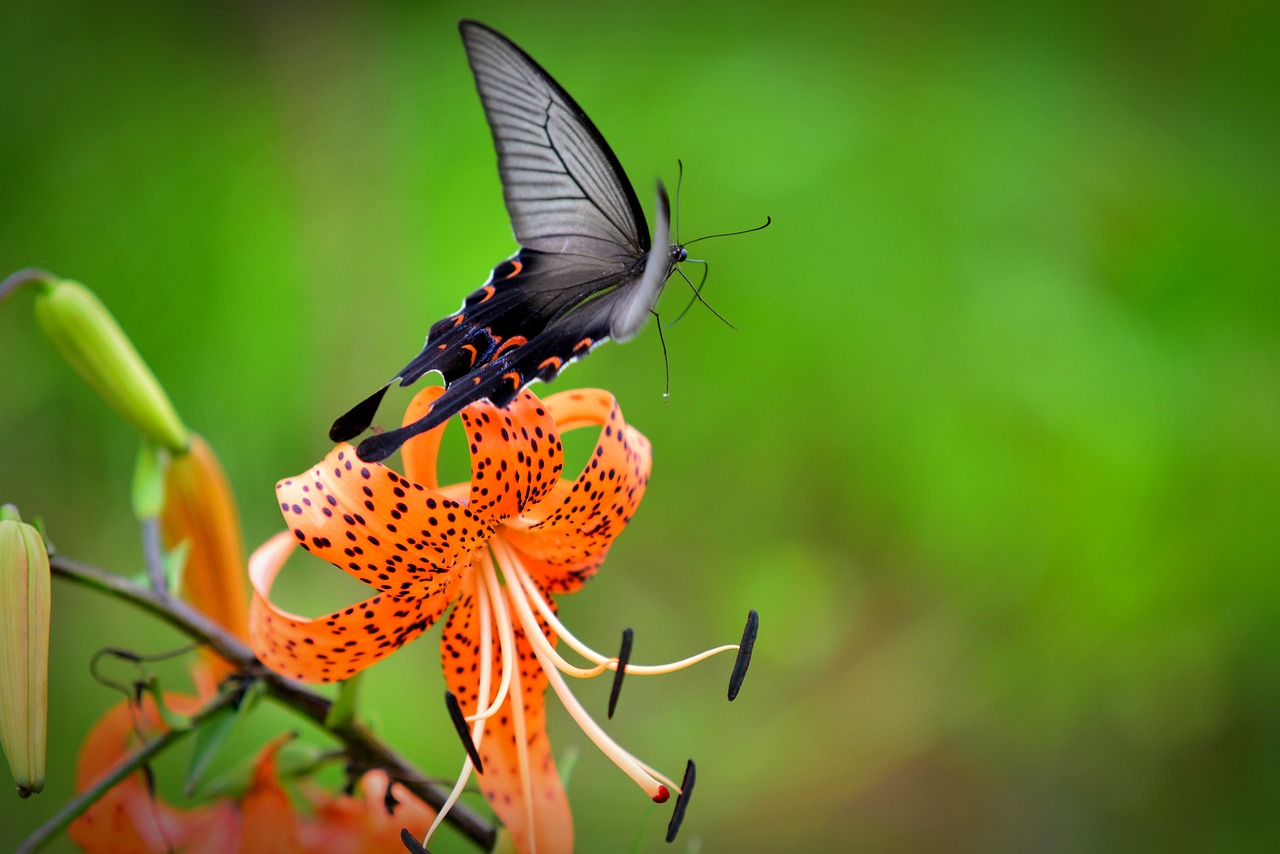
3 0 1279 851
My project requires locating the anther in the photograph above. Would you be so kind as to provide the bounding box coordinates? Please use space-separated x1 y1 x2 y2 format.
728 609 758 701
400 827 431 853
608 627 633 719
665 759 696 842
444 690 484 774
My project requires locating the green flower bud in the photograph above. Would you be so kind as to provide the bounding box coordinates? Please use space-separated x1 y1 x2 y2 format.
34 279 189 452
0 505 51 797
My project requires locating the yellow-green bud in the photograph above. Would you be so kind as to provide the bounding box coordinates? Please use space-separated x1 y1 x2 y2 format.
0 505 51 797
34 279 189 452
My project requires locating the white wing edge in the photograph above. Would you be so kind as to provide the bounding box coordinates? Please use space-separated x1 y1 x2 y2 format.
610 181 671 341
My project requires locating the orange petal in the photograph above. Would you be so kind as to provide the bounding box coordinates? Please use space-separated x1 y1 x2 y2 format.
400 386 449 490
236 734 302 853
501 390 651 592
249 532 456 683
297 770 437 853
276 444 486 598
442 573 572 853
458 390 562 525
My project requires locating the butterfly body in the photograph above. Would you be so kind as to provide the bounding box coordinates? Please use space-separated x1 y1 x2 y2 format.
332 20 690 462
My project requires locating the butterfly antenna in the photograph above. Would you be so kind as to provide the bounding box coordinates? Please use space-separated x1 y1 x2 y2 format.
682 215 772 247
651 308 671 402
673 262 734 331
674 159 685 244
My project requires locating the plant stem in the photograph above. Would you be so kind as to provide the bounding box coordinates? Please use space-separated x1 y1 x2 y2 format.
139 516 167 595
46 554 497 850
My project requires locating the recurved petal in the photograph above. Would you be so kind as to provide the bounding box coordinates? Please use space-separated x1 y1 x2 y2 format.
501 389 651 579
458 391 563 525
442 572 572 854
400 387 449 490
276 445 486 598
249 533 455 684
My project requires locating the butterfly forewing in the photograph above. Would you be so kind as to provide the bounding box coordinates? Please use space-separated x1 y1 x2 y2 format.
460 20 649 259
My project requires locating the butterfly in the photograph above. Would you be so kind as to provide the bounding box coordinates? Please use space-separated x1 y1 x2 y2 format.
331 19 689 462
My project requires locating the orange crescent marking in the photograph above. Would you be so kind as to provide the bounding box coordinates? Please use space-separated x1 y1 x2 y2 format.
437 343 447 350
450 315 465 329
472 376 483 386
461 343 478 367
573 338 594 353
478 285 496 303
507 259 523 277
503 371 522 388
494 335 528 358
538 356 563 372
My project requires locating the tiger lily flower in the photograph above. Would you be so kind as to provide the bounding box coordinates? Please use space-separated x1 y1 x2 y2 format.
69 693 434 853
248 387 750 852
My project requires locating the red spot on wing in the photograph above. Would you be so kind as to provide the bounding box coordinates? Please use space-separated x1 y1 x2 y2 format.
494 335 528 358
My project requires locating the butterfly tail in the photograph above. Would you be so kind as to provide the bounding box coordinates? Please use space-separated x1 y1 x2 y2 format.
328 382 392 442
355 399 446 462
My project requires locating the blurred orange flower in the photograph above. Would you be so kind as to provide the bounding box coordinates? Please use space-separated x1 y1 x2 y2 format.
68 693 434 853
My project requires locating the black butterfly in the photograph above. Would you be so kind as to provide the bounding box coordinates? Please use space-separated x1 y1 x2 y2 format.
331 19 688 462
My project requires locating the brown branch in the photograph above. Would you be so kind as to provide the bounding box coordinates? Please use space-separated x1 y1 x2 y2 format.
47 554 496 851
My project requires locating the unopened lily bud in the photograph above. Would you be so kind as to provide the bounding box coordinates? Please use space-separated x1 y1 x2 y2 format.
34 278 189 452
0 505 51 797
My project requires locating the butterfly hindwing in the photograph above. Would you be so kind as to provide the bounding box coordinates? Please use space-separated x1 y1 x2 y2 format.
354 289 619 462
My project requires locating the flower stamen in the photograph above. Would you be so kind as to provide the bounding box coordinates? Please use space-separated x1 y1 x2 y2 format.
728 609 759 701
607 627 633 719
444 691 483 774
418 573 498 851
467 551 516 721
509 553 740 676
665 759 696 843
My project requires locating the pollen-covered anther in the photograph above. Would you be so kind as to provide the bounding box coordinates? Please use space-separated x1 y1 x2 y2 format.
728 608 759 701
666 759 696 842
444 690 483 774
608 627 633 719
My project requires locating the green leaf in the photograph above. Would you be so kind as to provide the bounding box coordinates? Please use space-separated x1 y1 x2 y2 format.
164 540 190 600
324 671 364 730
145 677 193 732
557 743 580 788
183 679 263 797
131 444 167 519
